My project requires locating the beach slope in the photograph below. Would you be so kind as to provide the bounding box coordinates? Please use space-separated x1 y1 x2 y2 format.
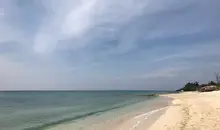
148 91 220 130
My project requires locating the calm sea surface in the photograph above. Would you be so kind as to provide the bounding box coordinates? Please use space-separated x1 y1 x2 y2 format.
0 91 170 130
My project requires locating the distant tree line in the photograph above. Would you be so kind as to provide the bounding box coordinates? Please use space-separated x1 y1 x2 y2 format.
176 73 220 92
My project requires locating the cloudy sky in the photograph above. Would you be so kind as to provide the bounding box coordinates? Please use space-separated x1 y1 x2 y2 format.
0 0 220 90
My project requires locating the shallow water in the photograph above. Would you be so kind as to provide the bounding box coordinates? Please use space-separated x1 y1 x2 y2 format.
0 91 170 130
47 96 172 130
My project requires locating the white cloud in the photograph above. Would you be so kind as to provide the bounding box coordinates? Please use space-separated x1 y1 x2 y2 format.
61 0 97 37
32 0 152 54
32 0 217 55
33 0 98 53
0 0 220 90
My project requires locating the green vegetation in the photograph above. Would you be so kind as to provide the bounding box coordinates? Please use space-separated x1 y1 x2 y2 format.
176 81 199 91
176 73 220 92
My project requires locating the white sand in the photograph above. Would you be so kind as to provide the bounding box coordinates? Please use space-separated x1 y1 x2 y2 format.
148 91 220 130
114 91 220 130
47 91 220 130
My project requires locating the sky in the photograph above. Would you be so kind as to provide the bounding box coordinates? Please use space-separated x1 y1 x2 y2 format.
0 0 220 90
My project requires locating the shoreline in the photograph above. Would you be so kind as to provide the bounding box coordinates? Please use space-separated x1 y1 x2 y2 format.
61 91 220 130
113 96 172 130
114 105 170 130
46 95 171 130
148 91 220 130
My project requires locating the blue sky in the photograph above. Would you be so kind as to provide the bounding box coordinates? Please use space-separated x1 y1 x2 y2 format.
0 0 220 90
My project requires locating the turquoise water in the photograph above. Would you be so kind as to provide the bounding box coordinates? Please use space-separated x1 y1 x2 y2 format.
0 91 169 130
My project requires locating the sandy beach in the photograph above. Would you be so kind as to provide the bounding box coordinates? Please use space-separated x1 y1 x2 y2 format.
114 91 220 130
46 91 220 130
148 91 220 130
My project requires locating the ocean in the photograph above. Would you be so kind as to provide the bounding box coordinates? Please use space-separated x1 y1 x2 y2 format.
0 91 171 130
